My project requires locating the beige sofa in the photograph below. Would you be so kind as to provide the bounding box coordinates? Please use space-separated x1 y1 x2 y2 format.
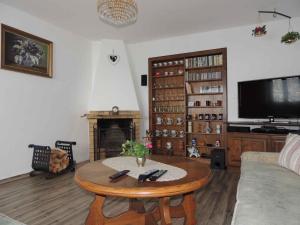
231 152 300 225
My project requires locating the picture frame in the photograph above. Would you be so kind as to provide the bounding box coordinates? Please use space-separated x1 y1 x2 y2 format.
1 24 53 78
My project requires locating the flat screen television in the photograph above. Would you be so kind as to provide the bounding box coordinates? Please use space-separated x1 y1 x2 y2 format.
238 75 300 119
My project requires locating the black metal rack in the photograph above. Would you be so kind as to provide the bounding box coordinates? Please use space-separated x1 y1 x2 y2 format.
28 140 76 179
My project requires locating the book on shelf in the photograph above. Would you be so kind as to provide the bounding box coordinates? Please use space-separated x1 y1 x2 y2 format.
185 71 222 81
213 55 217 66
185 82 192 94
208 55 213 66
219 54 223 65
203 57 208 67
213 54 223 66
199 85 223 94
185 54 223 69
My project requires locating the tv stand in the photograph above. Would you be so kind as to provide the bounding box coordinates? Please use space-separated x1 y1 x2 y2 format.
227 132 287 166
226 121 300 166
251 126 292 134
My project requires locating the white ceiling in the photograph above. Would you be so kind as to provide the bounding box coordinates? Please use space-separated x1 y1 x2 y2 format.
1 0 300 43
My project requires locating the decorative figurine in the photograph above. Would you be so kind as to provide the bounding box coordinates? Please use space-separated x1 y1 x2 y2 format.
166 142 173 156
188 146 201 158
216 124 222 134
188 121 193 133
215 140 221 147
205 122 211 134
191 138 196 146
188 138 200 158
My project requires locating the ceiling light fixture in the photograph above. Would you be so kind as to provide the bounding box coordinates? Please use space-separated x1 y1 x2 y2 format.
97 0 138 27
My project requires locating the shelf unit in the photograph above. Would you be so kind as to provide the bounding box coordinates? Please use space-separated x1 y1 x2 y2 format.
148 48 227 158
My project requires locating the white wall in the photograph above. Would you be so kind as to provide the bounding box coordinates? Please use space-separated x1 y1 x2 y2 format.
127 18 300 133
0 3 93 180
1 3 300 180
89 40 139 111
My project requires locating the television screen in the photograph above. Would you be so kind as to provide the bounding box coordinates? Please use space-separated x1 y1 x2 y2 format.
238 75 300 119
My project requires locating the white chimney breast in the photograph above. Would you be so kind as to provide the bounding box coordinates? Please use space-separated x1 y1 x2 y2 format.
89 39 140 111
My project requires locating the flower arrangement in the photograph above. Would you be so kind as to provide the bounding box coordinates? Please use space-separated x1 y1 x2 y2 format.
252 25 267 37
121 140 150 158
281 31 300 44
121 130 153 158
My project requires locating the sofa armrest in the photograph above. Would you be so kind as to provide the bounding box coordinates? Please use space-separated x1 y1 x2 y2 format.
241 151 280 165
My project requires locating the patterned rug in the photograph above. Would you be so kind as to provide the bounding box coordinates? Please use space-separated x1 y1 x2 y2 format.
0 213 25 225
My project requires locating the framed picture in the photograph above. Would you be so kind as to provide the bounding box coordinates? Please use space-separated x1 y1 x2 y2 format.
1 24 53 78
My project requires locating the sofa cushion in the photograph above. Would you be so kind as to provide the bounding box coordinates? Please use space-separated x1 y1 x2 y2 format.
241 151 279 165
278 133 300 175
232 159 300 225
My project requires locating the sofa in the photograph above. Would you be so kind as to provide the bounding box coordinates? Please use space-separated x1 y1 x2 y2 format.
231 151 300 225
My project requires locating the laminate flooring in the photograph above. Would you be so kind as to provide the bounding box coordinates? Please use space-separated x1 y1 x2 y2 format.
0 168 239 225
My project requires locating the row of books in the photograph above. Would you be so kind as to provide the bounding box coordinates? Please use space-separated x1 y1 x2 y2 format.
185 54 223 68
185 71 222 81
199 85 224 94
185 82 224 94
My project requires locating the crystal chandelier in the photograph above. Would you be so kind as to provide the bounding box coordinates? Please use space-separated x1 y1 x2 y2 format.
97 0 138 27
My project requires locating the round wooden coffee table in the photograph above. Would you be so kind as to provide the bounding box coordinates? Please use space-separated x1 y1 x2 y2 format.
75 155 212 225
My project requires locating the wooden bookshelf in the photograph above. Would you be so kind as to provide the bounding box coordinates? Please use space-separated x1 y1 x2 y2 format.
148 48 227 158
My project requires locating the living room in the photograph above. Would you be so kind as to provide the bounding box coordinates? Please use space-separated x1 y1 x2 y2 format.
0 0 300 225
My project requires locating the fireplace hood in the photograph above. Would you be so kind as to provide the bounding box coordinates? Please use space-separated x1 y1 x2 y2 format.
88 39 139 111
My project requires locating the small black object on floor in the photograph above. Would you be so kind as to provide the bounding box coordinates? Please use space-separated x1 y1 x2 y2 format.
211 148 226 170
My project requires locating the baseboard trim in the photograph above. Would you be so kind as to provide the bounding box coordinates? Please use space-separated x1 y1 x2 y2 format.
0 173 30 185
0 160 90 185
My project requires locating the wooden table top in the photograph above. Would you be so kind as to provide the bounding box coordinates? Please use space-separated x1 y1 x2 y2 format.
75 155 212 198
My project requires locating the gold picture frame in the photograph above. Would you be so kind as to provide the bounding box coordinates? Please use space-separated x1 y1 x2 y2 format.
1 24 53 78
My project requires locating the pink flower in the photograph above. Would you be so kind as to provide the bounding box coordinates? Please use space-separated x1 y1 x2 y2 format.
146 143 153 149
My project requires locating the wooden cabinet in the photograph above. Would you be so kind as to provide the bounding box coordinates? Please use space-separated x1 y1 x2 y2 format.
228 137 242 166
148 48 227 157
227 132 286 166
269 136 286 152
242 137 268 152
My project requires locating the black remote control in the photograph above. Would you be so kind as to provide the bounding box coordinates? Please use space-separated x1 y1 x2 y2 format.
138 169 159 182
109 170 130 180
149 170 168 181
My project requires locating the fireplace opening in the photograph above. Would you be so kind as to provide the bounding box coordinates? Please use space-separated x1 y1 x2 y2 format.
94 119 135 160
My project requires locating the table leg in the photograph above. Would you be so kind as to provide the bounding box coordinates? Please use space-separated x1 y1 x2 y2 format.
182 192 196 225
85 194 196 225
85 195 105 225
129 198 146 213
159 197 172 225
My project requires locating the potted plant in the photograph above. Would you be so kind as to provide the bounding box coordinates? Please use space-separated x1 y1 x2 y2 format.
121 140 151 167
281 31 300 44
252 25 267 37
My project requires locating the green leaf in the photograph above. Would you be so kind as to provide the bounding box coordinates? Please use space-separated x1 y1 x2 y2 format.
120 140 149 157
281 31 300 44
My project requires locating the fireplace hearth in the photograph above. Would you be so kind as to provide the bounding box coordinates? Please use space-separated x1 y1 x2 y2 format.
95 119 135 159
87 111 141 161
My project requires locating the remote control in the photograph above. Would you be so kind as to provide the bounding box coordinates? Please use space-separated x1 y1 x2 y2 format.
149 170 168 181
109 170 130 180
138 169 159 182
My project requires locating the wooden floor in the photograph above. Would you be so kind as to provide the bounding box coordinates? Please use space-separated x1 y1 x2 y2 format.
0 168 239 225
